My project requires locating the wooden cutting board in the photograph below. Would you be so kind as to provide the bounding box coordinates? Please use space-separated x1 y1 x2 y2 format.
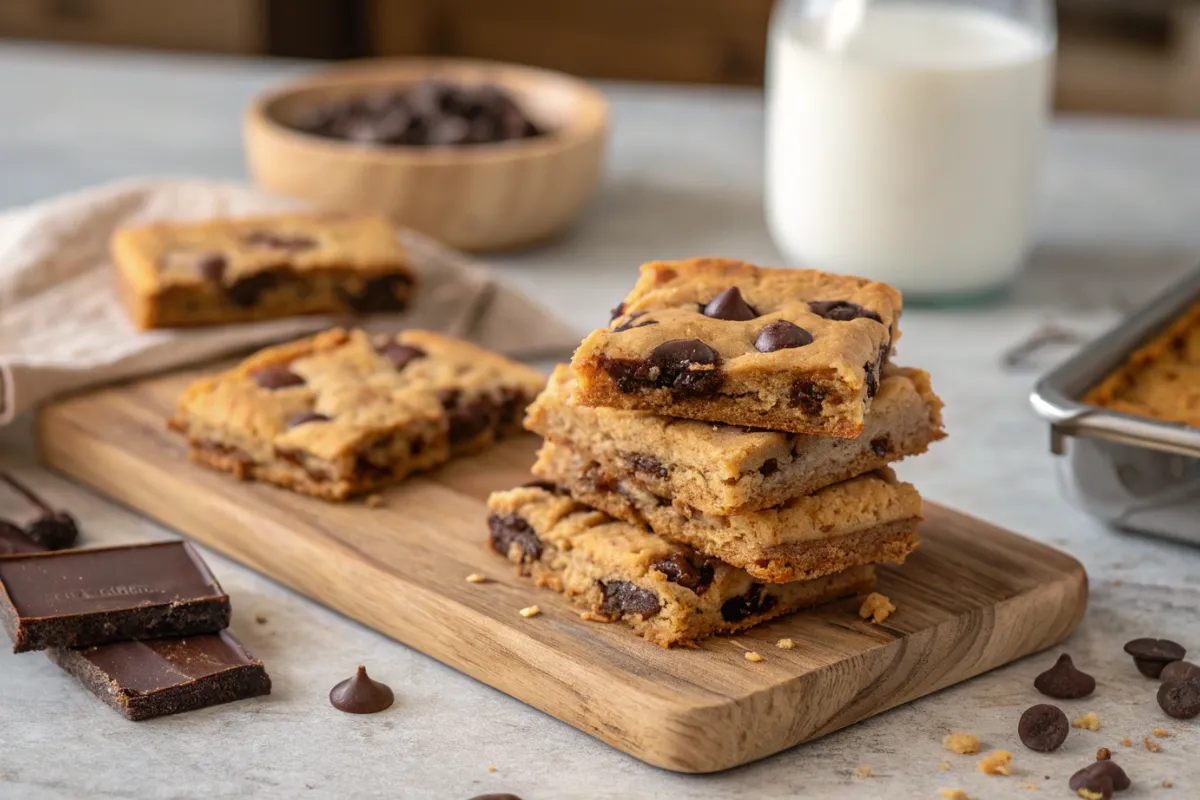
35 366 1088 774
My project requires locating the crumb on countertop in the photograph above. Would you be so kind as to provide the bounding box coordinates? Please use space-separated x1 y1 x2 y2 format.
254 613 268 625
856 766 871 778
977 750 1012 776
487 766 497 773
1077 790 1105 800
937 789 972 800
745 651 764 663
1144 736 1161 753
465 573 487 583
365 493 384 508
1022 784 1039 791
579 611 610 622
943 733 981 755
940 761 950 771
858 592 896 624
1120 737 1132 747
518 605 541 618
1072 712 1101 731
1153 728 1170 738
1163 779 1173 788
1096 747 1110 760
776 638 795 650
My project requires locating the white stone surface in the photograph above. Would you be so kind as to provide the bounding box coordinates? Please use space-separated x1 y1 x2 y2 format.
2 41 1200 799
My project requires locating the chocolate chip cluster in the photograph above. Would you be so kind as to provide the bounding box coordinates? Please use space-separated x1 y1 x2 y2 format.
292 80 545 147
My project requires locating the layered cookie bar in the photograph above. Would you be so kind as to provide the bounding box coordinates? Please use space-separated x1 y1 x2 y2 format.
487 485 876 647
170 328 545 500
527 363 943 515
532 439 922 583
112 214 416 329
571 258 902 437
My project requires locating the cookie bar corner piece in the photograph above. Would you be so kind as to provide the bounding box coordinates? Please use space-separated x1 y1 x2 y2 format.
568 258 902 437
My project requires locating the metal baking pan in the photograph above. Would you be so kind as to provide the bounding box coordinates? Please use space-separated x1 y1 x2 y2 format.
1031 267 1200 546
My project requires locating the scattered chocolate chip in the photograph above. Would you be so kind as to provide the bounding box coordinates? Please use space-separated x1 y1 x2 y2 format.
703 287 758 321
611 311 658 333
809 300 883 324
870 437 890 457
487 514 542 565
252 365 305 390
1158 676 1200 719
226 270 281 307
1069 760 1131 799
1124 638 1186 678
340 274 411 313
628 454 668 480
789 379 827 414
600 581 661 618
1018 704 1069 752
754 320 814 353
329 666 394 714
374 341 426 371
242 231 318 251
287 412 331 428
721 584 777 622
1034 653 1096 699
1160 660 1200 684
759 458 779 477
0 473 80 550
194 252 227 283
652 552 716 595
634 339 721 396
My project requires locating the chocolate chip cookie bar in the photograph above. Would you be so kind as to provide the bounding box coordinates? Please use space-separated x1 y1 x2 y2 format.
170 328 545 500
526 363 943 515
487 485 876 647
532 439 921 583
112 214 416 330
571 258 902 437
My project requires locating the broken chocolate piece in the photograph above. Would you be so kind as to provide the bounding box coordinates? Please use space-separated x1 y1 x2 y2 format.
1069 760 1130 799
638 339 721 396
599 581 661 618
651 552 716 595
0 473 79 550
487 514 542 565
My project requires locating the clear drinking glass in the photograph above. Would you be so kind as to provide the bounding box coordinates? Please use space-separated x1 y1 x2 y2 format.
765 0 1057 303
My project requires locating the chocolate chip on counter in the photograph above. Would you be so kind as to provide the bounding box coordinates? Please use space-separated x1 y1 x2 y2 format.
1124 638 1186 678
1157 675 1200 719
637 339 721 396
600 581 662 618
870 437 890 457
487 513 542 565
340 274 411 313
652 552 716 595
374 341 426 371
1018 704 1069 752
242 231 318 251
1069 760 1131 799
287 412 331 428
754 320 813 353
703 287 758 321
808 300 883 324
194 252 227 283
1160 660 1200 684
225 270 281 307
329 666 394 714
789 379 827 414
721 584 777 622
251 365 305 390
1034 653 1096 699
611 311 658 333
628 454 668 480
758 458 779 477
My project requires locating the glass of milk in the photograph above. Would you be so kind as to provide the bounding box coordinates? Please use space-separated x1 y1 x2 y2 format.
765 0 1056 302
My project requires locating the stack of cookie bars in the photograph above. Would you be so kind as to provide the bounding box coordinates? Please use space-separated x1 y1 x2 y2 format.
487 258 945 647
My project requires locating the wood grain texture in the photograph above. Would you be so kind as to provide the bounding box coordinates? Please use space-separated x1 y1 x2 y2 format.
36 366 1088 773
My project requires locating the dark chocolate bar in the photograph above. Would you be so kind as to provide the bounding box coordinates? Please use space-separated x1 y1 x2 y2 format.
0 520 44 555
48 630 270 720
0 541 230 653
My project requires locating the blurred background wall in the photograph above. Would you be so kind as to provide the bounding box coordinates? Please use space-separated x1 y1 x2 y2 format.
1 0 1198 117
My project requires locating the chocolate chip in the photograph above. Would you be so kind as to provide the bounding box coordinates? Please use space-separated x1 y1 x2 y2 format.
1160 660 1200 684
611 311 658 333
628 454 667 480
609 302 626 321
195 252 227 282
487 513 542 565
1018 704 1069 752
754 320 813 352
652 552 716 595
447 397 501 444
627 339 721 396
1124 638 1186 678
1034 653 1096 699
242 231 317 251
252 365 305 390
865 361 880 399
287 412 330 428
375 341 426 371
870 437 890 457
520 480 564 494
721 584 777 622
600 581 661 618
328 666 394 714
1069 760 1130 799
759 458 779 477
340 274 411 313
703 287 758 321
809 300 882 324
1158 676 1200 719
789 379 827 414
226 270 281 307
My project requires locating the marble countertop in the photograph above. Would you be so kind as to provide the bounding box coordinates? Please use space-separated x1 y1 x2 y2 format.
3 42 1200 800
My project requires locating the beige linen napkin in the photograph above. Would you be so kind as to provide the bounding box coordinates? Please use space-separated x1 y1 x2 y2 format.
0 179 579 425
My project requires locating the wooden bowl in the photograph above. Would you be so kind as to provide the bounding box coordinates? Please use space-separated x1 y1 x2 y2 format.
244 58 609 252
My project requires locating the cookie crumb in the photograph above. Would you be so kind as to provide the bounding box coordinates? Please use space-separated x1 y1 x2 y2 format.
937 789 972 800
254 614 268 625
776 638 795 650
487 766 497 773
940 761 950 771
365 493 384 508
856 766 871 778
1144 736 1161 753
1120 737 1132 747
518 605 541 618
977 750 1012 776
1071 711 1100 731
1022 784 1039 791
1077 790 1105 800
943 732 981 755
1152 728 1170 738
1163 779 1173 788
465 573 487 583
1096 747 1110 760
745 651 764 663
858 592 896 624
579 611 610 622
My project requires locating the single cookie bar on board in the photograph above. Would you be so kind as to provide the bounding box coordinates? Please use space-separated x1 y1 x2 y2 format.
170 328 545 500
570 258 902 437
532 439 922 584
112 213 416 329
526 363 943 515
487 485 876 647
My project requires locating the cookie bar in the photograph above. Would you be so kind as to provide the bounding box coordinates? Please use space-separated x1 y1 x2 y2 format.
487 485 876 647
532 439 921 583
170 328 545 500
1084 300 1200 428
570 258 902 437
112 213 416 329
526 363 943 515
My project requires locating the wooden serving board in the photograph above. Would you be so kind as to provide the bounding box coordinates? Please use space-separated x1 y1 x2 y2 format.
36 366 1088 773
